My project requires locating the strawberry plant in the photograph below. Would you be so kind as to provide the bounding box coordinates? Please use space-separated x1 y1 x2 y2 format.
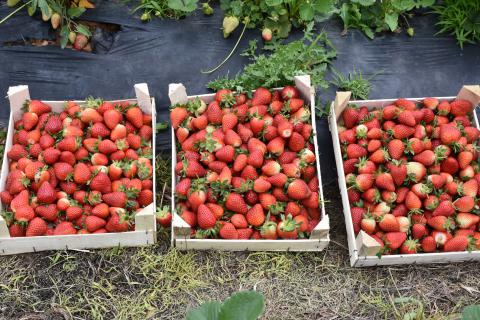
186 291 264 320
219 0 335 38
208 23 336 92
336 0 435 39
433 0 480 49
132 0 200 21
1 0 94 50
330 68 376 100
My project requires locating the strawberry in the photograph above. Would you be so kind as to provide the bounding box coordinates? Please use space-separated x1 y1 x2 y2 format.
90 172 112 194
44 115 62 134
222 113 238 133
405 191 422 211
427 215 454 231
231 214 248 229
37 182 56 204
450 99 473 117
206 101 222 124
7 144 28 161
260 220 277 239
54 221 78 235
421 236 437 252
441 157 459 175
237 228 253 239
391 125 415 139
125 106 143 128
181 160 207 178
400 239 419 254
81 108 103 124
412 223 427 240
267 137 285 155
281 86 299 100
110 124 127 141
346 144 367 159
387 139 405 160
252 87 272 105
253 178 271 193
22 112 38 131
288 132 305 152
247 150 264 168
342 106 359 129
277 120 294 138
102 192 127 207
406 161 426 183
456 212 480 229
384 232 407 250
454 196 474 212
53 162 73 181
464 127 480 143
423 97 439 109
85 215 106 232
386 161 407 186
14 206 35 222
361 215 376 234
246 204 265 227
219 222 238 239
155 206 172 227
375 173 395 192
458 151 473 169
276 215 298 239
225 193 248 214
440 124 461 145
215 145 235 163
443 235 469 252
90 122 110 138
432 200 455 217
378 213 399 232
66 206 83 220
262 161 281 177
9 224 25 237
348 173 374 192
397 110 416 126
197 204 217 229
395 99 416 110
287 179 311 200
73 163 91 185
27 100 51 115
25 217 48 236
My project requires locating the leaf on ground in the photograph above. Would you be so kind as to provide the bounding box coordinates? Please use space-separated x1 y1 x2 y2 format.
186 301 222 320
218 291 265 320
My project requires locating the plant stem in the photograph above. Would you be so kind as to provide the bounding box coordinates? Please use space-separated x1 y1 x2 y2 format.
201 19 249 74
0 0 32 25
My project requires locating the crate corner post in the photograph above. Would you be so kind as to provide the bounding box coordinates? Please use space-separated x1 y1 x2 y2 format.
168 83 188 105
457 85 480 106
333 91 351 121
355 230 381 257
310 215 329 240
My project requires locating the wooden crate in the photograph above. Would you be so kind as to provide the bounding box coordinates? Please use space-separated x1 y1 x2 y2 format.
169 75 330 251
0 84 157 255
329 85 480 267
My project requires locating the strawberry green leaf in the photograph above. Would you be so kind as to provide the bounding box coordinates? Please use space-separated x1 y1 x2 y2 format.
186 301 222 320
218 291 265 320
463 305 480 320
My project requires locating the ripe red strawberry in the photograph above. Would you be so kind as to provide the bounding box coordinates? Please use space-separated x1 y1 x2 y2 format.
421 236 437 252
288 132 305 152
246 204 265 227
427 215 454 231
222 113 238 133
102 192 127 207
225 193 248 214
53 162 73 181
399 239 419 254
90 122 110 139
80 107 103 124
391 124 415 139
464 126 480 143
9 224 25 237
287 179 311 200
339 129 356 144
405 191 422 211
395 98 416 110
97 139 117 155
267 137 285 155
231 214 248 229
206 101 222 124
252 87 272 105
22 112 38 131
89 172 112 194
360 215 376 234
54 221 78 235
7 144 28 161
277 120 294 138
440 124 461 145
375 173 395 192
124 106 143 129
386 161 407 186
346 144 367 159
450 99 473 116
454 196 474 212
384 232 407 250
73 163 91 185
281 86 299 100
25 217 48 237
247 150 264 168
219 222 238 239
458 151 473 169
182 160 206 178
387 139 404 160
215 145 235 163
441 157 459 175
444 235 469 252
110 124 127 141
37 181 56 204
197 204 217 229
28 100 52 115
44 115 62 134
412 223 427 240
85 215 106 232
342 106 359 128
378 213 399 232
14 206 35 222
432 200 455 217
369 149 387 164
397 110 416 126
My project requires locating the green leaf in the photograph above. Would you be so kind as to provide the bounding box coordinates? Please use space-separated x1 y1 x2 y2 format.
27 0 38 16
463 305 480 320
38 0 50 17
299 3 314 21
156 121 169 131
59 26 69 49
313 0 335 14
186 301 222 320
67 7 86 18
265 0 282 6
218 291 265 320
168 0 198 12
385 12 399 31
353 0 375 6
76 24 92 38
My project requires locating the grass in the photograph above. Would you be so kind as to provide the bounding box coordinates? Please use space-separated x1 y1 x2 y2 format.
1 152 480 319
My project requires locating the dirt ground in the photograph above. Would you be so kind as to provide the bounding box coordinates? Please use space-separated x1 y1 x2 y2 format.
1 155 479 320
